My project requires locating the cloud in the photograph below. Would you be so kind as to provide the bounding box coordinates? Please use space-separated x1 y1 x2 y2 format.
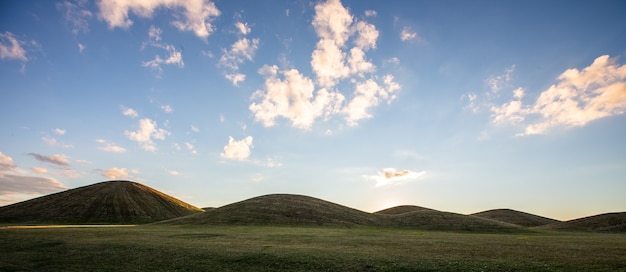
57 0 93 34
0 32 28 61
185 142 197 154
344 75 401 126
235 21 250 35
219 23 259 86
220 136 253 160
97 0 220 39
78 43 86 53
121 106 138 118
31 167 48 174
124 118 170 151
312 0 353 47
28 153 70 166
161 104 173 113
364 168 426 187
364 10 377 17
190 125 199 133
400 27 417 42
96 139 126 153
101 167 130 180
249 65 345 129
142 26 184 75
490 55 626 136
487 65 515 93
168 170 180 176
0 152 67 203
54 128 66 135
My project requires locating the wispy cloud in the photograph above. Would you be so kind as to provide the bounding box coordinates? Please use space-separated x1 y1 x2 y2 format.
142 26 184 76
0 32 29 61
400 27 417 42
124 118 170 151
101 167 133 180
219 22 259 86
97 0 220 40
161 104 173 113
220 136 253 160
364 168 426 187
121 106 138 118
0 152 66 204
96 139 126 153
28 153 70 166
57 0 93 35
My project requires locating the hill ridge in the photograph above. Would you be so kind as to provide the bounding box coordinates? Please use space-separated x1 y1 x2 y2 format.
471 208 560 227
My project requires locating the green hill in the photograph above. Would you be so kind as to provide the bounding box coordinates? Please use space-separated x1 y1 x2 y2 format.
0 180 203 224
377 210 521 231
374 205 435 215
537 212 626 232
471 209 560 227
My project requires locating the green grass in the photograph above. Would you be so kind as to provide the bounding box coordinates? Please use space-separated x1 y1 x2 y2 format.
1 225 625 271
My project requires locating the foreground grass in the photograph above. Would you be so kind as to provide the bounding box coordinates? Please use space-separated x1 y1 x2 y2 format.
1 225 625 271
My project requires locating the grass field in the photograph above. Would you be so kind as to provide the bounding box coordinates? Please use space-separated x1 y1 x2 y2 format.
1 225 625 271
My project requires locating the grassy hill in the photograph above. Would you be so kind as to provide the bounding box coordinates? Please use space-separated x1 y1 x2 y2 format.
377 210 521 231
374 205 435 215
471 209 560 227
538 212 626 232
0 180 203 224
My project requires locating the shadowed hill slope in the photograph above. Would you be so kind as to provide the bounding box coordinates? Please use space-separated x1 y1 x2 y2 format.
537 212 626 232
0 180 203 224
161 194 378 226
471 209 560 227
377 210 521 231
374 205 435 215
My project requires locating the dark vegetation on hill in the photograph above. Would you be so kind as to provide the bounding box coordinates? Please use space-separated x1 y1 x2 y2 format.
471 208 560 227
0 180 203 224
537 212 626 232
374 205 435 214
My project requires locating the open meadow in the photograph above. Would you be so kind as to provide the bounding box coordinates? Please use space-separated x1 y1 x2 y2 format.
1 225 625 271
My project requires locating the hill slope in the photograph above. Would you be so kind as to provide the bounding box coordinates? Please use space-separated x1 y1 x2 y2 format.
0 180 203 224
377 210 521 231
161 194 378 226
538 212 626 232
374 205 435 215
471 209 560 227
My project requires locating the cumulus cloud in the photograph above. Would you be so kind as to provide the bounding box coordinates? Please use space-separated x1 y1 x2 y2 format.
220 136 253 160
219 22 259 85
312 0 353 47
124 118 170 151
0 152 67 204
121 106 138 118
364 168 426 187
490 55 626 136
0 32 28 61
97 0 220 39
400 27 417 42
142 26 184 76
101 167 130 180
344 75 400 126
57 0 93 34
54 128 66 135
28 153 70 166
235 21 250 35
96 139 126 153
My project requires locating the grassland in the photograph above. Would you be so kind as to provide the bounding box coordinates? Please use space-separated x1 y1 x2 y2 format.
1 225 625 271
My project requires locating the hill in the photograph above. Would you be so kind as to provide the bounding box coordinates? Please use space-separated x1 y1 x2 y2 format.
471 209 560 227
538 212 626 232
0 180 203 224
374 205 435 215
160 194 378 226
377 210 521 232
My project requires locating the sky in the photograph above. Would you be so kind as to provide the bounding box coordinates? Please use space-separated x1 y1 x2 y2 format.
1 0 625 221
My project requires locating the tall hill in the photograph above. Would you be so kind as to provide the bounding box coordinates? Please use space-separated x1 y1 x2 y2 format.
0 180 203 224
161 194 378 226
471 209 560 227
538 212 626 232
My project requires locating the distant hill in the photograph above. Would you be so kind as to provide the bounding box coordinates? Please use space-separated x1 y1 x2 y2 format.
374 205 435 215
0 180 203 224
377 210 521 232
538 212 626 232
471 209 560 227
160 194 378 226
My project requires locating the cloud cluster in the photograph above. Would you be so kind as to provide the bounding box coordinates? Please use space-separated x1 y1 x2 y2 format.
28 153 70 166
125 118 170 151
490 55 626 135
364 168 426 187
0 32 28 61
219 22 259 85
400 27 417 42
57 0 92 35
142 26 183 76
250 0 400 129
220 136 253 160
0 152 67 205
97 0 220 40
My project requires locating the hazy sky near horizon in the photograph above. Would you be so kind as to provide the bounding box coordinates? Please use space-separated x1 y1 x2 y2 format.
1 0 625 220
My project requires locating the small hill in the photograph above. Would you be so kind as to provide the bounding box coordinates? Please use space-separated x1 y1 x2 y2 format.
377 210 522 232
374 205 435 215
159 194 379 226
538 212 626 232
0 180 203 224
471 209 560 227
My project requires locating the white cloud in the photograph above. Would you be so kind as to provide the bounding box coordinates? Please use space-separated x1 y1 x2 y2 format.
219 32 259 85
312 0 353 47
487 65 515 93
344 75 400 126
0 152 16 172
78 43 86 53
220 136 253 161
364 10 377 17
97 0 220 40
96 139 126 153
249 65 345 129
311 39 350 88
101 167 130 180
168 170 180 176
54 128 66 135
161 104 173 113
400 27 417 42
57 0 93 34
42 136 57 146
0 32 28 61
490 55 626 136
185 142 197 154
364 168 426 187
28 153 70 166
353 21 378 50
142 26 184 76
121 106 138 118
191 125 199 133
30 167 48 174
235 21 250 35
124 118 170 151
225 73 246 86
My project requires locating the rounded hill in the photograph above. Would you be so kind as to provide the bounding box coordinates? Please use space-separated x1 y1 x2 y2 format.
374 205 435 215
0 180 203 224
537 212 626 232
471 209 560 227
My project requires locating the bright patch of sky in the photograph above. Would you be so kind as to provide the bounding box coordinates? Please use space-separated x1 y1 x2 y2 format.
1 0 625 220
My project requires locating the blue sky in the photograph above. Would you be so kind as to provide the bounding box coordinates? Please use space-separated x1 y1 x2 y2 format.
1 0 625 220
